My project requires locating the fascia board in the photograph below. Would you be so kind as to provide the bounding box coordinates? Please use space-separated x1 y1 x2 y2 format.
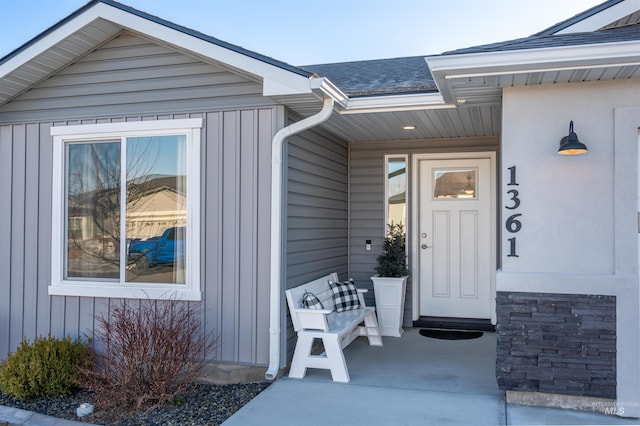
311 78 349 109
428 41 640 75
1 2 314 96
0 4 109 79
340 92 453 114
427 40 640 101
98 4 314 95
554 0 640 34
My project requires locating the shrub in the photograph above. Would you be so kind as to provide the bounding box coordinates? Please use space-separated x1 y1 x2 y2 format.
0 335 90 400
82 298 217 414
375 223 409 277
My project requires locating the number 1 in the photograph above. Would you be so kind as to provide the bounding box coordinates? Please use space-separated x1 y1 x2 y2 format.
507 237 519 257
507 166 519 186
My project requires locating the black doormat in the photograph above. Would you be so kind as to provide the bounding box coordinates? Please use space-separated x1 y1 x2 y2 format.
419 328 483 340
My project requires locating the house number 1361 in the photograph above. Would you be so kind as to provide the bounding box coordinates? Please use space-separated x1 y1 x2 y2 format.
506 166 521 257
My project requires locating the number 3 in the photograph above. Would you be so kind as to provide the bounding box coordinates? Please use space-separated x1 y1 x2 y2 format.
505 189 520 210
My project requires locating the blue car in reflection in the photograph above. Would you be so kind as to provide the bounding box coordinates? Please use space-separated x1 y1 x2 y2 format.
128 227 185 270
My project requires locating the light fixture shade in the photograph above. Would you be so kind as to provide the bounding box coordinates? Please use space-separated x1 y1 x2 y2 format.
558 121 588 155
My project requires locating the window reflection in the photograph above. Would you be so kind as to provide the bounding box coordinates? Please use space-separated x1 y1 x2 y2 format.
66 141 121 279
433 169 477 199
125 136 187 284
64 136 188 284
387 158 406 226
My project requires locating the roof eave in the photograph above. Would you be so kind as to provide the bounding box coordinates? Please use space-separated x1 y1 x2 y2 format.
0 1 318 104
426 39 640 103
537 0 631 35
340 92 453 114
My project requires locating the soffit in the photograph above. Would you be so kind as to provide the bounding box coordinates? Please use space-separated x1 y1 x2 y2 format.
0 1 315 110
429 24 640 105
0 18 121 106
282 96 500 142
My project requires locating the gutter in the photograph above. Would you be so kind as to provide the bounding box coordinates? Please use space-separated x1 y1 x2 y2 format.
265 96 334 381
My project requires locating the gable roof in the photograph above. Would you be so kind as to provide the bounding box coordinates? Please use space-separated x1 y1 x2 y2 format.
0 0 330 110
0 0 310 78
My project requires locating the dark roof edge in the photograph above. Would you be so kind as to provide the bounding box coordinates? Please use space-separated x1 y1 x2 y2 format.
0 0 99 65
1 0 313 79
534 0 626 36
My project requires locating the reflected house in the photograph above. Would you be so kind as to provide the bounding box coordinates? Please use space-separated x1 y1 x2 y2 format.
126 176 186 241
433 170 476 199
387 191 406 227
67 187 119 264
387 160 406 226
67 175 185 268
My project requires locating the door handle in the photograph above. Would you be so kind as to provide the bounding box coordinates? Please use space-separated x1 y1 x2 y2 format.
421 244 431 249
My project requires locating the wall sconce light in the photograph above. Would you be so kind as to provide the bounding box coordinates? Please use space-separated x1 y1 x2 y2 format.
558 121 588 155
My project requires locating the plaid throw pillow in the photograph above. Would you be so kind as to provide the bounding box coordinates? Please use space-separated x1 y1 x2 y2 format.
302 291 324 310
329 279 361 313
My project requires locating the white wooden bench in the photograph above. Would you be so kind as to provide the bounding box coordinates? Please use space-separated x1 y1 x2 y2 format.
285 272 383 382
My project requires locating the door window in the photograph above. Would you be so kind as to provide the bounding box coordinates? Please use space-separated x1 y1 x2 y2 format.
433 168 477 199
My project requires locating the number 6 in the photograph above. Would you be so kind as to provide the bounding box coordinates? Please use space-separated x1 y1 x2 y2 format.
506 214 522 233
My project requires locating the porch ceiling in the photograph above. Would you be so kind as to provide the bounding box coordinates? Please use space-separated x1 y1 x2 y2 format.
323 104 501 142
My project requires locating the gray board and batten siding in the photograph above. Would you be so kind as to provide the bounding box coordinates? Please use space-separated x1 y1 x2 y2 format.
0 31 282 367
348 137 499 325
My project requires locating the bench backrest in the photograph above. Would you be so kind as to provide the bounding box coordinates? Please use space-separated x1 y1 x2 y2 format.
286 272 338 332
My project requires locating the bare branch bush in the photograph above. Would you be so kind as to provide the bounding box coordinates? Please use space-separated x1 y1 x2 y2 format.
81 297 218 416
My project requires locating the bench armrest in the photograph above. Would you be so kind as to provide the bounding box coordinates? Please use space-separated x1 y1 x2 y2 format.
356 288 368 307
293 308 333 315
294 308 332 331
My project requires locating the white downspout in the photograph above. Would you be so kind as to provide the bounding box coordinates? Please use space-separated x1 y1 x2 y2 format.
265 97 334 380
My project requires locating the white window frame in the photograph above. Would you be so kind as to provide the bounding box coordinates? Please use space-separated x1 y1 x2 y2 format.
384 154 409 230
50 119 202 301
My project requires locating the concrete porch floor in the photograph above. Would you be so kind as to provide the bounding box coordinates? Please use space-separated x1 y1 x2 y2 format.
224 328 640 425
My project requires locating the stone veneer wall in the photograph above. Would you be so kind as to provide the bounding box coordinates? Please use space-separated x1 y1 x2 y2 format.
496 292 616 399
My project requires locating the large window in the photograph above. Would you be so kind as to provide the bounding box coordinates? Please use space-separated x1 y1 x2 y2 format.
50 119 202 300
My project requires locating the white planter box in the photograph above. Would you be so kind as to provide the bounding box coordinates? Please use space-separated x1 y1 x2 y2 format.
371 275 408 337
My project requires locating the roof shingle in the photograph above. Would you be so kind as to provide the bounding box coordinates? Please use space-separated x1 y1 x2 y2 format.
302 56 437 97
442 23 640 56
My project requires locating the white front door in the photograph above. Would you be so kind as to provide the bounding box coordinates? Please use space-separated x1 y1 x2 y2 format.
417 156 493 319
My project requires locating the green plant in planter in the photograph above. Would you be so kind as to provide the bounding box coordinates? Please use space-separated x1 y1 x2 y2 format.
375 223 409 278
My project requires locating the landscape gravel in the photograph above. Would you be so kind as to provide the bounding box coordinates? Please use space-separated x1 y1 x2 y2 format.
0 382 270 425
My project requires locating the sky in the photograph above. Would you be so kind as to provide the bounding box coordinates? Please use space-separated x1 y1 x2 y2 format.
0 0 605 65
